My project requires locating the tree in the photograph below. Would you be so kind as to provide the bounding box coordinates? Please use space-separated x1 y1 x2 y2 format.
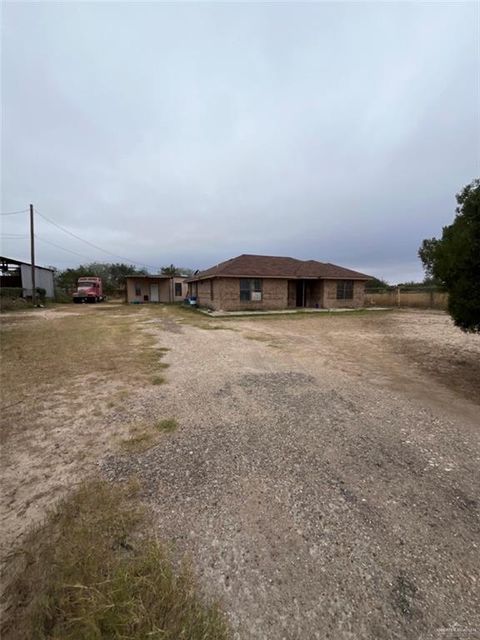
160 264 193 277
418 238 440 280
418 179 480 332
177 267 193 277
55 263 148 296
367 277 391 290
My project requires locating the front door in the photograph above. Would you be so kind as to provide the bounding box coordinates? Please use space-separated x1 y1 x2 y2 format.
150 282 159 302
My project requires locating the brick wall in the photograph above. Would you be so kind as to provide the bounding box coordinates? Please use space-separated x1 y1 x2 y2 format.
321 280 365 308
287 281 297 307
194 278 215 308
191 277 366 311
212 277 289 311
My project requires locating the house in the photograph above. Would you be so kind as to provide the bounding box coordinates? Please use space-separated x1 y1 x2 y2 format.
125 275 188 303
0 256 55 298
186 254 373 311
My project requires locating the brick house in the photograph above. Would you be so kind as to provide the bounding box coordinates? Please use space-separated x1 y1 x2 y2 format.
186 254 372 311
125 275 187 303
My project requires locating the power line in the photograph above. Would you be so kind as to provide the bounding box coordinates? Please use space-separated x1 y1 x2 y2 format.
35 234 95 261
0 209 29 216
35 209 158 270
1 233 29 238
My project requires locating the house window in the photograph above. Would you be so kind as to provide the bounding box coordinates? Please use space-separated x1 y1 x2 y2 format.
336 280 354 300
175 282 182 297
240 278 262 301
135 284 141 296
210 280 214 300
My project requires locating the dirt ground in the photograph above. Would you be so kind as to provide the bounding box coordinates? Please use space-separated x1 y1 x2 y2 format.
1 305 479 639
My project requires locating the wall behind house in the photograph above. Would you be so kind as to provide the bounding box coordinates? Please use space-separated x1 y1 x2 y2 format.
364 289 448 310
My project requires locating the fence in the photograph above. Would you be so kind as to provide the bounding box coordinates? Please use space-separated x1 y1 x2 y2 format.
365 288 448 310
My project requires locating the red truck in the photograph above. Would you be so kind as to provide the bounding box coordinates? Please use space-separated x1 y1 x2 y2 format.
72 277 105 303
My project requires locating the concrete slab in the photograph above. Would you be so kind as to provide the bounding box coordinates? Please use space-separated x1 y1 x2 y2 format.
198 307 392 317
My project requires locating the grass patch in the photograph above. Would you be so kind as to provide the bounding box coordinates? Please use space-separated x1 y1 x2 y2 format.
120 431 155 452
212 308 394 321
156 418 178 432
152 375 166 385
1 481 230 640
0 311 166 444
153 304 232 330
120 418 177 452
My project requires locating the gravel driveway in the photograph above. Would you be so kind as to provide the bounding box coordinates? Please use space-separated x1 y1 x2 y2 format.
103 309 480 640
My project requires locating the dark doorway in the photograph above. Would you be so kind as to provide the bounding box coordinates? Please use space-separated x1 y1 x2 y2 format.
296 280 305 307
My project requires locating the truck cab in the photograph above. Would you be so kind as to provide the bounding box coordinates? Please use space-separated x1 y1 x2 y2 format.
73 277 104 303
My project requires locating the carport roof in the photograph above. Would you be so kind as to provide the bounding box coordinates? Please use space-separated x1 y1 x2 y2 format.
186 254 373 282
0 255 54 272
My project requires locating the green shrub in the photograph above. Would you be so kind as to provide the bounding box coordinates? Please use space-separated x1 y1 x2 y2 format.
54 289 71 303
0 287 23 298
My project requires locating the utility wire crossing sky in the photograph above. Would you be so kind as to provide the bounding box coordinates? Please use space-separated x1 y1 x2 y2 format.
1 2 478 281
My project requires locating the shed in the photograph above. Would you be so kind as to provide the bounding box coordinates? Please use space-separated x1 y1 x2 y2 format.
0 256 55 299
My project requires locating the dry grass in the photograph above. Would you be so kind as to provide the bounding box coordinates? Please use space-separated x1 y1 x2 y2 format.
120 431 156 452
0 310 169 443
156 304 233 330
119 417 178 452
1 480 230 640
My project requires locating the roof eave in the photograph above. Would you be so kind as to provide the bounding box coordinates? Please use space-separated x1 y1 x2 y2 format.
186 273 372 282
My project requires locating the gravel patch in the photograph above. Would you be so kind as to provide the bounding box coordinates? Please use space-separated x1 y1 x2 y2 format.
102 311 480 640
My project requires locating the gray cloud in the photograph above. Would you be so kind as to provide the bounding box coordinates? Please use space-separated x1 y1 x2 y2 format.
1 2 478 282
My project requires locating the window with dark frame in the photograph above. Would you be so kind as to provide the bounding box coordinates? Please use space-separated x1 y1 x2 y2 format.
135 284 141 296
210 280 214 300
239 278 262 301
336 280 354 300
175 282 182 297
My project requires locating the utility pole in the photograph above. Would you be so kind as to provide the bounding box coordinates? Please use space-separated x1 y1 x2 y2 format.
30 204 36 306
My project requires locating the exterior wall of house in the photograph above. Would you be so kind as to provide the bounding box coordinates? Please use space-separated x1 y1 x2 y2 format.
126 278 171 303
189 277 366 311
321 280 365 308
287 280 324 308
287 281 296 307
207 277 289 311
192 278 215 308
172 278 188 301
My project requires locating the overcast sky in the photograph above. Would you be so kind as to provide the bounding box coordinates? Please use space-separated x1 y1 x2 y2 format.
1 2 478 282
